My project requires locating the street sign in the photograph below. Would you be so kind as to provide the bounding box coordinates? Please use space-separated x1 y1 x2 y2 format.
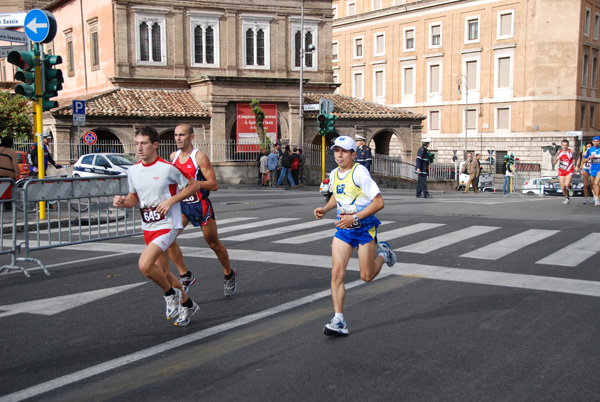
83 131 97 145
0 13 26 28
303 103 320 111
320 98 334 114
0 45 27 58
0 28 28 43
24 9 56 43
73 100 86 126
566 131 583 137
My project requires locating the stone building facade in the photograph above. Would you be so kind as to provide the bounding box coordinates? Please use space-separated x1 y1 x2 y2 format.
332 0 596 171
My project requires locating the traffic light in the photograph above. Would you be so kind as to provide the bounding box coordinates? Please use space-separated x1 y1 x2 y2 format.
317 112 327 136
7 50 37 100
42 53 63 111
428 152 436 164
507 153 515 164
326 113 337 135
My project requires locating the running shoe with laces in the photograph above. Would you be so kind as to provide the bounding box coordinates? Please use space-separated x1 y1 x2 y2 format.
164 288 182 320
563 198 570 205
323 317 349 336
179 271 196 294
377 241 397 267
224 268 237 297
568 186 574 197
175 301 200 326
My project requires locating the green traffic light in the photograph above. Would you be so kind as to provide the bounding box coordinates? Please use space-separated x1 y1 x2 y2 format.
42 52 64 111
318 113 327 136
8 50 38 101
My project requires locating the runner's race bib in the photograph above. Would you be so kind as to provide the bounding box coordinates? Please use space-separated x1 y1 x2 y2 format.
182 193 199 204
559 160 570 170
338 205 361 229
140 207 165 223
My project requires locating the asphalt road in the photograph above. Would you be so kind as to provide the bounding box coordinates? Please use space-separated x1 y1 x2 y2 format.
1 186 599 401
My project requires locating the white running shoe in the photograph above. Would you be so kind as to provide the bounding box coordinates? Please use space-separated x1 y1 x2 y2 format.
323 317 349 336
377 241 397 267
596 199 600 207
164 288 182 320
583 198 589 205
568 186 574 197
175 301 200 326
563 198 570 205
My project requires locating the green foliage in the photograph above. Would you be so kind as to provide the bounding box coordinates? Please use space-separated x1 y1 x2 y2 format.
0 91 32 141
250 98 271 149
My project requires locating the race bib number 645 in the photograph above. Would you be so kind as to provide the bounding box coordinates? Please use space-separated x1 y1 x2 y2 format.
140 207 165 223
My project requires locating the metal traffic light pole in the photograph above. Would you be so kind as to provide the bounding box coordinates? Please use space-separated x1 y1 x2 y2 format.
34 42 49 218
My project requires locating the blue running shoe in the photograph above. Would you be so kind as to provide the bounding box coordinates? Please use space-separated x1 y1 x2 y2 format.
323 317 349 336
378 241 397 267
179 271 196 294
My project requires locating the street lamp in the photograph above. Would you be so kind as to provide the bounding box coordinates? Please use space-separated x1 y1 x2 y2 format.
298 0 306 148
456 74 468 160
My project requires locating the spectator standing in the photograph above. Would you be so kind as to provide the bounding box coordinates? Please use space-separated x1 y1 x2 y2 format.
276 145 296 188
415 138 431 198
290 147 300 186
0 136 19 180
502 156 513 194
354 135 373 171
259 148 269 186
461 152 481 194
267 147 279 187
297 148 305 186
0 136 20 211
29 132 62 177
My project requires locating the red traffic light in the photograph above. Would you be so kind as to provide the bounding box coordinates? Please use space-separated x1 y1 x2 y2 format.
318 114 326 124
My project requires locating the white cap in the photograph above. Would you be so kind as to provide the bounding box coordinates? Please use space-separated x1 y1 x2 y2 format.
422 137 431 143
42 132 52 139
356 135 366 141
331 136 357 152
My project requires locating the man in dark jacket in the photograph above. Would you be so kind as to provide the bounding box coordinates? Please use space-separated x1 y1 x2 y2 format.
415 138 431 198
276 145 296 187
354 135 373 171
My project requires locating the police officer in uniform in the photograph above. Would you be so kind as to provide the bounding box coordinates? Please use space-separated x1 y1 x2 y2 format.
354 135 373 171
416 138 432 198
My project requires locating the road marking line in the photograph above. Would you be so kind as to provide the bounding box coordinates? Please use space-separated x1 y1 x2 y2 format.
177 217 258 239
461 229 560 260
536 233 600 267
274 221 393 244
0 276 375 402
221 219 336 242
396 225 500 254
378 223 445 241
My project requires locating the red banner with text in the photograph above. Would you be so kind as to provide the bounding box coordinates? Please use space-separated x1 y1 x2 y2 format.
236 103 278 152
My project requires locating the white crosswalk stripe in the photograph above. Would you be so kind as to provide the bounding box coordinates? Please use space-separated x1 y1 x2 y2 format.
378 223 446 241
395 225 500 254
274 221 394 244
536 233 600 267
178 217 259 239
221 219 336 242
461 229 560 260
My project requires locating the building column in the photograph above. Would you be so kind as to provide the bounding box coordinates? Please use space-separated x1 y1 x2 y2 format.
209 102 228 161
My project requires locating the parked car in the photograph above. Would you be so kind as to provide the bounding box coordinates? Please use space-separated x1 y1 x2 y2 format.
72 153 137 177
456 161 495 191
15 151 30 179
543 174 585 196
521 176 554 195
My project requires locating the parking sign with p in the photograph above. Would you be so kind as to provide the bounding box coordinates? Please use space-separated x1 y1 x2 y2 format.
73 100 85 126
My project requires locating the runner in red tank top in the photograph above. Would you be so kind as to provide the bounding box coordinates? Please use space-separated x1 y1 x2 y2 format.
167 123 237 297
553 139 574 204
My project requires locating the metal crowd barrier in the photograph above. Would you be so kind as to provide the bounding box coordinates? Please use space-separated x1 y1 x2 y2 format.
0 175 142 277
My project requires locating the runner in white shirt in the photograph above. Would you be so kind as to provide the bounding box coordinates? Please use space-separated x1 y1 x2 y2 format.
113 126 202 326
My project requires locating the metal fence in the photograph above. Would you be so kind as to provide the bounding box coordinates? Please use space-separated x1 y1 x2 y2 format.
0 176 141 277
14 139 455 181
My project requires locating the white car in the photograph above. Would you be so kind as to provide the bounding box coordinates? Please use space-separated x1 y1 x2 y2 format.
456 161 495 191
72 153 137 177
521 176 554 195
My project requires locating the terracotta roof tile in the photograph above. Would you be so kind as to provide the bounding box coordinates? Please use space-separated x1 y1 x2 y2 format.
54 88 210 118
304 92 425 120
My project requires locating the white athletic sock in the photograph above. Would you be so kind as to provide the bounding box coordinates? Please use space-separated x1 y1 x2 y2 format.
334 313 344 322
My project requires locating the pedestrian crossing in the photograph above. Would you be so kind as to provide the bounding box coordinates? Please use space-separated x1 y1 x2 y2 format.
193 217 597 268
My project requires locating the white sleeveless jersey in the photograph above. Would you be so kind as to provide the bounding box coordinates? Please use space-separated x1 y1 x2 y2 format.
127 156 188 231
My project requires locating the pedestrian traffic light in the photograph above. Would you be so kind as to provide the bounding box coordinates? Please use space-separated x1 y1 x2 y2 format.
317 112 327 136
42 53 63 111
7 50 37 100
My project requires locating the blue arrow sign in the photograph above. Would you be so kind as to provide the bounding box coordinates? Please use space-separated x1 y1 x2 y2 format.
24 9 56 43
